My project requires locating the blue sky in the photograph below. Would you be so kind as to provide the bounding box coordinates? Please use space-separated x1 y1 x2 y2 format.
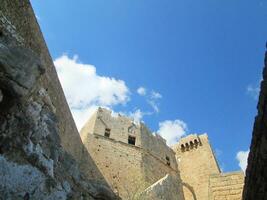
31 0 267 172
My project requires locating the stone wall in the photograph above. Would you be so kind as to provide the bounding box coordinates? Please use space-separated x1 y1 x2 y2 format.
81 133 146 199
0 0 104 181
140 174 184 200
81 108 177 169
81 132 184 199
80 108 184 199
173 134 221 200
243 46 267 199
209 172 244 200
0 1 117 199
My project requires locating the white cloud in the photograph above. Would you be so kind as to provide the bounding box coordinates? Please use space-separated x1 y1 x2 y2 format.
137 87 146 96
151 91 162 99
236 150 249 172
146 90 162 113
71 106 98 131
158 119 188 146
129 109 144 124
147 100 160 113
54 54 130 130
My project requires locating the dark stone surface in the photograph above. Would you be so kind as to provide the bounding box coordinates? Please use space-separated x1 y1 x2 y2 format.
243 46 267 200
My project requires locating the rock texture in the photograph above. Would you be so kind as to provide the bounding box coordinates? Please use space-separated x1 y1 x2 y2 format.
0 1 118 199
243 45 267 199
0 0 107 183
0 39 117 200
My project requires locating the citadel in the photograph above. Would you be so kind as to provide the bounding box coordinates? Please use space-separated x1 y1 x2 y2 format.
79 107 244 199
0 1 266 200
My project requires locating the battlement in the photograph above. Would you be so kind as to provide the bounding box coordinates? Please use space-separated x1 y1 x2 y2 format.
175 134 208 152
81 107 168 147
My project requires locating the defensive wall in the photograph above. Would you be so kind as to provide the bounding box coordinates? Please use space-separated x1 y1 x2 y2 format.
80 108 184 199
172 134 244 200
209 171 244 200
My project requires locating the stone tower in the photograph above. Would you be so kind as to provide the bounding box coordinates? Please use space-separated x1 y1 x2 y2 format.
172 134 221 199
172 134 244 200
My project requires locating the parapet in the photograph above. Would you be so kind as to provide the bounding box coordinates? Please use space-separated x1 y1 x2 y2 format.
173 133 208 153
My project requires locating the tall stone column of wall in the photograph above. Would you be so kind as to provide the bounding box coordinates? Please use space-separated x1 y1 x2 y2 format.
0 1 118 199
243 45 267 199
0 0 104 181
173 134 221 200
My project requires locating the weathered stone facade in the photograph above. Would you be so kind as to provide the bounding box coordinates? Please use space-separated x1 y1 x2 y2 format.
0 1 118 199
172 134 244 200
209 172 244 200
80 108 184 199
172 134 221 199
81 108 245 200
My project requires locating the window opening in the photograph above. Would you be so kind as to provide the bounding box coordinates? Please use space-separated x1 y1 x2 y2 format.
166 156 170 166
104 128 111 137
128 135 136 145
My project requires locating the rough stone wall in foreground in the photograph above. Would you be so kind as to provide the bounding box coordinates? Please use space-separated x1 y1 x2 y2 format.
0 1 118 199
0 0 105 182
243 46 267 199
209 172 244 200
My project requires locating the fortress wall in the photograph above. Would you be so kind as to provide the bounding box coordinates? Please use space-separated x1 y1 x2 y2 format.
140 125 178 171
209 172 244 200
81 108 178 170
81 132 182 199
0 0 107 182
173 134 221 200
90 108 142 146
82 133 147 199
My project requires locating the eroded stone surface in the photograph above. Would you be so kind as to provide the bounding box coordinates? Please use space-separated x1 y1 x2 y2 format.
0 38 118 200
0 45 45 97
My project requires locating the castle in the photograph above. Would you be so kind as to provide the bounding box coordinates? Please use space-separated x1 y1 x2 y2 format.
0 1 266 200
80 107 244 200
